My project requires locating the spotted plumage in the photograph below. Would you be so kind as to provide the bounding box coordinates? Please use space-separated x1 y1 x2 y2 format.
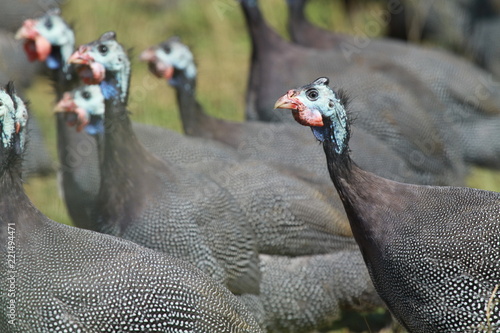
278 77 500 332
239 0 468 187
0 83 262 333
286 0 500 169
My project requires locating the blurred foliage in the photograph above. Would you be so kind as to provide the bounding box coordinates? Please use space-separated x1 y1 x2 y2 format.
20 1 500 331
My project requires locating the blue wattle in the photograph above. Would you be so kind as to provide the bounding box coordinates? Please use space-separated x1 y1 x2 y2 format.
85 117 104 135
46 55 61 69
100 81 119 100
311 126 327 142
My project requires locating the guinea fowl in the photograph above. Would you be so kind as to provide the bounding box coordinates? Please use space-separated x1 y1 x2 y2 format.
66 32 368 295
0 82 262 333
139 37 464 210
15 10 101 229
238 0 467 186
286 0 500 169
276 77 500 333
0 28 52 177
15 10 241 229
56 83 386 333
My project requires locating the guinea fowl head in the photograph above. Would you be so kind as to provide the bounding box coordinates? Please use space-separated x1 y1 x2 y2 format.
139 36 197 87
68 31 130 102
54 85 105 135
275 77 350 154
15 8 75 71
0 83 28 163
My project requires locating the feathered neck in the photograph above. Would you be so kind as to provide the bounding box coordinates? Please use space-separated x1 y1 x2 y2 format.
169 66 211 136
0 132 43 241
239 0 288 49
95 67 166 232
287 0 307 23
318 110 390 264
100 56 131 105
0 139 23 191
286 0 345 50
317 114 353 181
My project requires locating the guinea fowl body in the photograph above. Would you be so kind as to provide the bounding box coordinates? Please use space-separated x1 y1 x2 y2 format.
240 251 384 332
0 84 262 333
67 32 373 297
277 77 500 333
16 11 242 229
61 85 385 333
286 0 500 169
140 37 462 206
239 0 467 186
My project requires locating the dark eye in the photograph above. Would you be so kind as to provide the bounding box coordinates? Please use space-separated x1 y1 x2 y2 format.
81 91 91 100
162 45 171 54
44 18 53 29
98 44 108 55
306 89 319 101
0 101 3 107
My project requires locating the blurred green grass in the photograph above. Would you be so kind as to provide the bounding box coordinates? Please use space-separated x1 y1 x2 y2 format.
20 1 500 331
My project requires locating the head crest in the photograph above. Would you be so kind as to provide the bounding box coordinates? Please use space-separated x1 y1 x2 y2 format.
100 31 117 42
5 82 17 111
313 77 329 86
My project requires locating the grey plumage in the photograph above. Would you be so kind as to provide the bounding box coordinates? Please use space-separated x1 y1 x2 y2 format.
385 0 500 78
286 0 500 169
66 32 365 297
239 0 467 187
239 252 384 332
139 36 462 221
278 77 500 332
0 83 262 333
16 10 243 230
60 83 386 331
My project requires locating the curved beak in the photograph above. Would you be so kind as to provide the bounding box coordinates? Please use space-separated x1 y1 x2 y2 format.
15 19 51 62
15 122 21 134
274 90 301 110
140 47 174 79
68 46 106 84
274 90 324 127
54 92 76 113
68 45 93 65
139 47 156 62
54 92 89 132
15 19 38 40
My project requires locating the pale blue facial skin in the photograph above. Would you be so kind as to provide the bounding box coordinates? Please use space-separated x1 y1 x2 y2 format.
84 38 129 103
35 13 75 71
73 85 105 117
71 85 105 135
154 40 197 83
296 79 348 154
0 90 17 149
12 95 28 151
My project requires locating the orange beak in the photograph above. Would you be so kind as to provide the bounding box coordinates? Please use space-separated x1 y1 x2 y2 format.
274 90 324 127
15 19 52 62
68 46 106 84
54 92 89 132
139 47 174 79
274 90 301 110
15 122 21 134
54 92 76 113
68 45 93 65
